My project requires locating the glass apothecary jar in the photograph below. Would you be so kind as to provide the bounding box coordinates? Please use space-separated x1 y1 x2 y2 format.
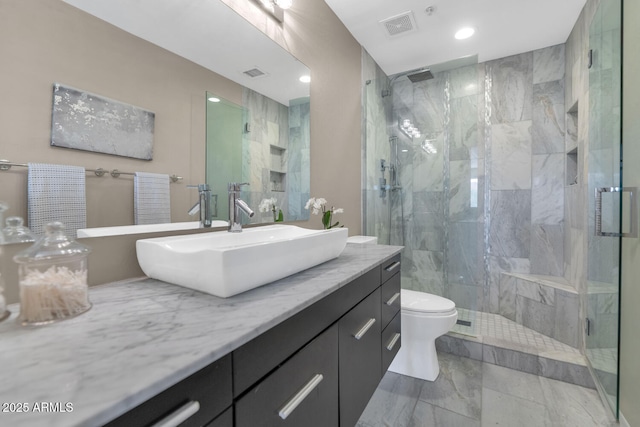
0 202 9 320
0 271 9 323
14 222 91 325
3 216 35 244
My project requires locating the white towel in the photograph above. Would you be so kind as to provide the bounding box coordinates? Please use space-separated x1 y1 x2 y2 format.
134 172 171 225
28 163 87 239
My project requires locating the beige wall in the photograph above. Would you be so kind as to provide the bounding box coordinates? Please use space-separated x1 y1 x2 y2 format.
0 0 245 227
620 0 640 424
0 0 363 302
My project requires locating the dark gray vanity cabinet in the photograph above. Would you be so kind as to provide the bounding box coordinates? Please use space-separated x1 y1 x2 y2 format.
382 310 401 373
338 288 382 427
235 323 339 427
232 258 400 427
380 255 401 374
104 354 232 427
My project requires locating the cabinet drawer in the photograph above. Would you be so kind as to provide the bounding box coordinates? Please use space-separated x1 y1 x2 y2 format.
382 312 401 374
381 272 400 328
380 254 401 284
105 354 232 427
339 288 382 427
205 407 232 427
233 267 378 397
235 324 339 427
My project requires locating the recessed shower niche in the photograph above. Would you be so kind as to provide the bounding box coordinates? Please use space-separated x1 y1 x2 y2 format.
270 145 287 192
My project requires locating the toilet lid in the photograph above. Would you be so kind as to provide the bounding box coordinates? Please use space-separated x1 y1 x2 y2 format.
401 289 456 313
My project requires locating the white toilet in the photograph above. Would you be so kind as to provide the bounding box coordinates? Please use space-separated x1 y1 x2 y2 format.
388 289 458 381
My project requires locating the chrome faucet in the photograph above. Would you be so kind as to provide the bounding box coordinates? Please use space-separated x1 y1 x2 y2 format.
228 182 255 232
188 184 213 228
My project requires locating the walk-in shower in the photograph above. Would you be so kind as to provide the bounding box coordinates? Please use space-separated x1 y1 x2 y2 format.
363 1 624 414
365 54 485 336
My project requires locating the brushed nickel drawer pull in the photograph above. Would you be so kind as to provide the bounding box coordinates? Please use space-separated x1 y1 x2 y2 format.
278 374 324 420
386 292 400 306
354 318 376 340
386 333 401 351
151 400 200 427
385 261 401 272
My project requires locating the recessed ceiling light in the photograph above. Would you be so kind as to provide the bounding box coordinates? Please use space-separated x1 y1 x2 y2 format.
299 75 311 83
455 27 475 40
208 97 221 103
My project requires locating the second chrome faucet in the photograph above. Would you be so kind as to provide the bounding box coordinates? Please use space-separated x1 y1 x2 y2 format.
228 182 254 232
188 184 213 228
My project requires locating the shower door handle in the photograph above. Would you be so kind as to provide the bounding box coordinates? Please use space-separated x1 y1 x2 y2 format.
595 187 638 238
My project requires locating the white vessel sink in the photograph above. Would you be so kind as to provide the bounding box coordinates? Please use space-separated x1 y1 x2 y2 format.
136 225 349 298
77 220 229 238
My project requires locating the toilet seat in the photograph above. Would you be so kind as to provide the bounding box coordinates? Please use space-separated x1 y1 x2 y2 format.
401 289 456 315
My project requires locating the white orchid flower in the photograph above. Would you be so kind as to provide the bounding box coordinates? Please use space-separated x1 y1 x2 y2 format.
258 197 277 213
304 197 315 210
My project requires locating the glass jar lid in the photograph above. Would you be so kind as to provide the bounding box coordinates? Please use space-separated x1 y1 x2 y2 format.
3 217 35 244
13 221 91 263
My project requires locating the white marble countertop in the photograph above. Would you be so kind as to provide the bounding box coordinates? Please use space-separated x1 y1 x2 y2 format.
0 243 402 427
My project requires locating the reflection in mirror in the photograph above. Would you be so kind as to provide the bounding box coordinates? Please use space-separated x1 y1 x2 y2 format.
76 221 229 238
206 95 244 221
206 88 310 224
0 0 314 244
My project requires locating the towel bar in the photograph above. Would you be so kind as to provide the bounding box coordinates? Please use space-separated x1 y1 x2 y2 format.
0 159 182 182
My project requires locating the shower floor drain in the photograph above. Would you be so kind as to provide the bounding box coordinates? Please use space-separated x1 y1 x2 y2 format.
456 319 472 327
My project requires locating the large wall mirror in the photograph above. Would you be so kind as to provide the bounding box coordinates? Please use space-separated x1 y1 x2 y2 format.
206 88 310 224
0 0 310 243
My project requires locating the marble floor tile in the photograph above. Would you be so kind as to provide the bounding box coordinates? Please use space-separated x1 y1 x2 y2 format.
418 353 483 420
410 400 481 427
539 376 617 427
482 363 546 405
357 371 424 427
358 353 617 427
481 387 552 426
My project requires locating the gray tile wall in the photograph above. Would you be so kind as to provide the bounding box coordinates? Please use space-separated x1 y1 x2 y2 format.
241 88 310 222
487 45 567 314
363 44 570 317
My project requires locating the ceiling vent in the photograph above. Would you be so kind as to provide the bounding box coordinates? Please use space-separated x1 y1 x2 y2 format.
243 67 267 78
380 11 417 37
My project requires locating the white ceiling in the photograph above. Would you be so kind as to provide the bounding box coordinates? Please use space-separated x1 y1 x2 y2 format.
61 0 310 105
324 0 587 76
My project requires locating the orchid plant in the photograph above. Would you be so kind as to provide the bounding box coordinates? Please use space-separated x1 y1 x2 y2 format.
258 197 283 222
305 197 344 229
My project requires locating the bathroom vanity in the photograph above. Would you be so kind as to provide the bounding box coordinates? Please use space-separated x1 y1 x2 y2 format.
0 243 401 427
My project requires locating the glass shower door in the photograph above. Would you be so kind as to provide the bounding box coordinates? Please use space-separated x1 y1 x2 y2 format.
586 0 622 416
363 66 482 337
363 77 393 245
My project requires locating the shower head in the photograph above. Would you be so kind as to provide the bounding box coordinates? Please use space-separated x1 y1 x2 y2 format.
406 69 433 83
386 67 433 88
382 67 433 97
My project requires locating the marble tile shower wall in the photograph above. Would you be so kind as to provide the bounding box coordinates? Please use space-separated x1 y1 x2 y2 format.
374 45 568 314
487 45 567 313
564 0 602 353
241 89 310 222
286 99 311 219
